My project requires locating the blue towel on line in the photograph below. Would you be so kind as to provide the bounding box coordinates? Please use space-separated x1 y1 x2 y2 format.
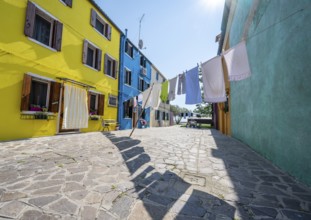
185 66 202 105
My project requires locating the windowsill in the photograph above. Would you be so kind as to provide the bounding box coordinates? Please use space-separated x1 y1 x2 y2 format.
59 0 68 6
124 83 133 88
105 74 117 80
94 28 110 41
125 53 134 59
124 117 132 119
28 38 57 52
108 104 118 108
84 64 100 72
22 111 55 115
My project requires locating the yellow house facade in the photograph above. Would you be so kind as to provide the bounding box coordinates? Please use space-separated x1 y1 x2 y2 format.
0 0 121 141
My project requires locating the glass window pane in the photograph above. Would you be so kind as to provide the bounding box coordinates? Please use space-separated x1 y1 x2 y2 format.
87 47 94 67
34 15 51 46
29 80 48 110
95 19 104 35
90 94 97 114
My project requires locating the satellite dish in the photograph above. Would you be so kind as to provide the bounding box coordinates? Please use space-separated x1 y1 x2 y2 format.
138 39 143 50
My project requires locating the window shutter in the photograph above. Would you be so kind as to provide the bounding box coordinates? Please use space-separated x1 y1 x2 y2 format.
114 60 118 79
53 21 63 51
98 94 105 115
65 0 72 7
104 54 108 74
49 82 61 113
96 49 102 71
129 71 131 85
107 24 112 40
82 40 88 64
90 9 97 27
20 74 32 111
87 91 91 113
24 1 36 37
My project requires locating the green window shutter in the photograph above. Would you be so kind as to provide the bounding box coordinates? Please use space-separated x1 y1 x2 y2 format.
24 1 36 37
53 21 63 51
20 74 32 111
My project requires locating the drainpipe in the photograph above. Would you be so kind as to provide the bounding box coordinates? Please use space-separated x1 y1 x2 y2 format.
118 29 127 129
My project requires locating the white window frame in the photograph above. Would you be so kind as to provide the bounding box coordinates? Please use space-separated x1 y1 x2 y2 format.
125 68 132 86
108 95 118 107
89 92 99 114
86 43 96 68
138 78 144 91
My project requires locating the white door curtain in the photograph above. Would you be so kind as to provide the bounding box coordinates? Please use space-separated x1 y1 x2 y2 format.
62 84 89 129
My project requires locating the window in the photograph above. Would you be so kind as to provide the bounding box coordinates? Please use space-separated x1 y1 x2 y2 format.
88 92 104 115
125 69 132 86
166 113 169 121
140 56 146 68
24 1 63 51
90 9 111 40
82 40 102 71
156 72 159 81
138 78 144 91
125 41 133 58
108 95 118 107
104 54 118 78
60 0 72 7
155 110 160 120
162 112 166 121
123 100 133 118
20 74 61 113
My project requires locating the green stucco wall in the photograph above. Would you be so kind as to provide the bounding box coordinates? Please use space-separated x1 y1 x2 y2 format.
229 0 311 186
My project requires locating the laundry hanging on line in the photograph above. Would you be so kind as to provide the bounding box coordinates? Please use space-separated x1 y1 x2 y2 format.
177 72 186 95
142 83 162 109
185 66 202 105
136 40 251 108
201 56 227 103
168 77 177 101
223 40 251 81
160 80 169 102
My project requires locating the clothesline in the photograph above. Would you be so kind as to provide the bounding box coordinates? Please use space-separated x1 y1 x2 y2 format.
136 40 251 107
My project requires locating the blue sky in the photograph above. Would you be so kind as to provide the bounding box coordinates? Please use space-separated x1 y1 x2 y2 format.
95 0 225 110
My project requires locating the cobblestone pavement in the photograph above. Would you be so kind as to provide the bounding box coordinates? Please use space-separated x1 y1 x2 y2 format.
0 127 311 219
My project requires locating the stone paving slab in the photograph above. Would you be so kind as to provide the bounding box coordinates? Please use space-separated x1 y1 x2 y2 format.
0 127 311 219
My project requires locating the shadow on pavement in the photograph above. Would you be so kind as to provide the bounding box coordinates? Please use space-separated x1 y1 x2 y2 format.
210 129 311 219
103 132 235 219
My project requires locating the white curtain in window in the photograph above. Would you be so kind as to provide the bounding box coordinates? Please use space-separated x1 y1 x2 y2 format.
62 84 89 129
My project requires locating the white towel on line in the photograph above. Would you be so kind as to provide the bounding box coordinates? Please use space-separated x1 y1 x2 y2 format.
142 83 161 109
223 40 251 81
62 84 89 129
201 56 227 103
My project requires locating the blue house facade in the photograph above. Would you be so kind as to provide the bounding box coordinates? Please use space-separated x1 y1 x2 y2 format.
118 31 151 130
